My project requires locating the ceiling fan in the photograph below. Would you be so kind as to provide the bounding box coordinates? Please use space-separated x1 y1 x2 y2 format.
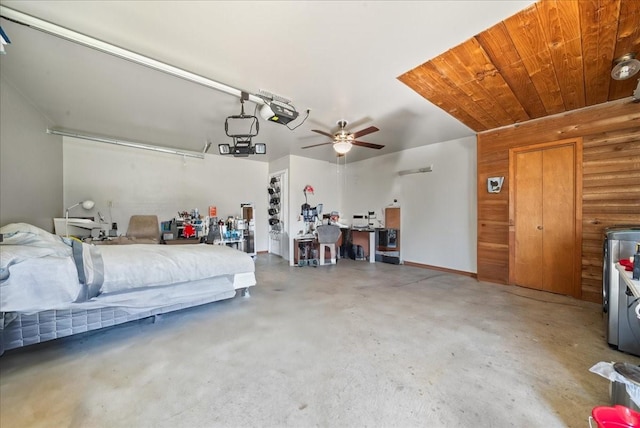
302 120 384 155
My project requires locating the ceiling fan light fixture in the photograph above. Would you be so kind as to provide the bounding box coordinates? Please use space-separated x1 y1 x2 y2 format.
611 53 640 81
333 141 352 154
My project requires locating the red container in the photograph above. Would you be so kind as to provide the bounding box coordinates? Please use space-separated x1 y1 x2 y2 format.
591 405 640 427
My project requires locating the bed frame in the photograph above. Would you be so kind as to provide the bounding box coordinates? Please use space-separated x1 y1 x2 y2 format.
1 283 252 355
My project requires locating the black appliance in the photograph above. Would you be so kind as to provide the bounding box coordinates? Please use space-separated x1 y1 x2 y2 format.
376 228 400 264
378 229 397 248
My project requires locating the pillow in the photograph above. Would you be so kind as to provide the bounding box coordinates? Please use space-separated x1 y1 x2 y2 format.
0 223 67 247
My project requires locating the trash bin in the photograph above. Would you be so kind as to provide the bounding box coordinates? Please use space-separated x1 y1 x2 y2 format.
612 363 640 412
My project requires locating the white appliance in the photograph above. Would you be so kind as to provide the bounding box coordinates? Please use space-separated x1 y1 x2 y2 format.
352 214 368 229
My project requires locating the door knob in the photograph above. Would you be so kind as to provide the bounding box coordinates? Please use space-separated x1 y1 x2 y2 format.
537 225 543 230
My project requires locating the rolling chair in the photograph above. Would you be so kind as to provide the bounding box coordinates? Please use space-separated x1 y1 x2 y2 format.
316 224 341 265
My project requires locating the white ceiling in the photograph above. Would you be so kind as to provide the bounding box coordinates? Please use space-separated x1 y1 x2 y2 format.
0 1 535 163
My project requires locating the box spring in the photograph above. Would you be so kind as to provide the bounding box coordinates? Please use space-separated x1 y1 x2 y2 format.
0 289 237 354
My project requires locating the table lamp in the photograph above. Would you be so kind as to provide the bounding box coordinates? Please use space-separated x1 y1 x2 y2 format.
65 199 95 237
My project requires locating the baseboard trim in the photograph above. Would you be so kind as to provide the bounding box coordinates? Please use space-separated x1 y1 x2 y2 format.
403 261 477 279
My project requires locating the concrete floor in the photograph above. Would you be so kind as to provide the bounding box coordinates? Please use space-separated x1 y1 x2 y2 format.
1 254 639 428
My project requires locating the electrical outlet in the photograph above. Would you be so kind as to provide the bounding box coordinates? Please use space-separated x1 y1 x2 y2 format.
107 200 113 208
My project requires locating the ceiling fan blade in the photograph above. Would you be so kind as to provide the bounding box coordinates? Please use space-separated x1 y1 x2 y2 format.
352 126 379 139
307 117 334 129
353 140 385 149
311 129 334 138
343 117 372 132
302 141 334 149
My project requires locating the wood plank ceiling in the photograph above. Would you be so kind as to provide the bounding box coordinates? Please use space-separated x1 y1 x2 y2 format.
398 0 640 132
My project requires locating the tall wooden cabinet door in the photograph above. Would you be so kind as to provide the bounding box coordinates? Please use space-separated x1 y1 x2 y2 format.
513 143 577 295
514 150 544 290
385 207 400 229
541 145 576 295
385 207 400 251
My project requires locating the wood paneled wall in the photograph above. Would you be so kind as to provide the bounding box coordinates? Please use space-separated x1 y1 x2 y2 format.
477 98 640 302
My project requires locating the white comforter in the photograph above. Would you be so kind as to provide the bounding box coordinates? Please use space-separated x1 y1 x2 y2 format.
87 244 254 294
1 223 255 313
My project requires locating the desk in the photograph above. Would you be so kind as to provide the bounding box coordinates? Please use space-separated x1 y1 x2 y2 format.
294 237 318 266
341 228 375 263
214 239 244 250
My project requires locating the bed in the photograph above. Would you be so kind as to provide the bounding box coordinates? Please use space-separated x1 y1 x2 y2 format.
0 223 256 354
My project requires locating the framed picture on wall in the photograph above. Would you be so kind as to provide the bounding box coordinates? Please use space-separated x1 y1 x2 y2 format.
487 176 504 193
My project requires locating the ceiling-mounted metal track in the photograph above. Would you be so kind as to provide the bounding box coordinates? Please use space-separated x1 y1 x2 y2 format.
47 128 205 159
0 6 264 105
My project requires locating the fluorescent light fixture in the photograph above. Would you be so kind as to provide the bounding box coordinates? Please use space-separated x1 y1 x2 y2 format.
47 128 205 159
398 165 433 176
0 6 264 104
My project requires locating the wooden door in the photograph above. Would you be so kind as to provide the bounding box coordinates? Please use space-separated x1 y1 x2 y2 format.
541 145 576 295
514 150 544 289
512 141 580 296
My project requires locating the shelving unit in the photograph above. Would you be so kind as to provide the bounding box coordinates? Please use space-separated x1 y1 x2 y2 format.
268 176 281 231
268 173 284 257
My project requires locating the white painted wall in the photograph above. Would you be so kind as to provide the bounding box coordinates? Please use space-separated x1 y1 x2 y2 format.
63 137 269 250
342 137 477 273
62 134 476 273
0 77 63 231
268 155 290 177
